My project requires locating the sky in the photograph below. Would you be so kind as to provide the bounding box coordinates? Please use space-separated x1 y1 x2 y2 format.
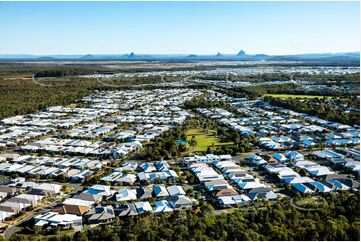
0 1 359 55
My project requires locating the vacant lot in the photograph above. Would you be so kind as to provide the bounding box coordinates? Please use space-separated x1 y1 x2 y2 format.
263 94 331 99
186 128 233 152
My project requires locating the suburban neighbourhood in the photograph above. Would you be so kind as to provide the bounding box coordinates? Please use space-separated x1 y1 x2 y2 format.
0 1 360 241
0 85 359 240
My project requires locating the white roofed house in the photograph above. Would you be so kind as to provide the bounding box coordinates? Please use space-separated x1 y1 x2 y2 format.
84 185 115 198
30 183 62 196
116 188 137 202
167 185 186 196
237 178 265 191
134 201 153 214
166 195 193 210
216 195 251 208
34 212 83 228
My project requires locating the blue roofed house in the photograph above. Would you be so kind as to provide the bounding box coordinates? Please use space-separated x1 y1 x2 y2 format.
272 153 288 163
285 151 304 162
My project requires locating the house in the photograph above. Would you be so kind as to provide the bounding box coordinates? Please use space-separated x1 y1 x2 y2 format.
0 210 15 222
167 185 186 196
84 206 115 224
307 166 334 177
0 201 31 213
84 185 114 197
30 183 62 196
311 181 333 193
140 162 157 172
285 151 304 162
216 195 251 208
9 194 44 206
72 192 102 203
291 183 317 194
248 154 267 166
204 180 232 192
153 186 169 197
153 200 173 214
34 212 83 228
237 178 265 191
136 187 153 200
115 204 138 217
116 188 137 202
247 187 277 201
272 153 288 163
215 188 239 197
166 195 193 210
0 185 21 196
260 154 278 163
56 204 90 216
134 201 153 214
62 198 95 208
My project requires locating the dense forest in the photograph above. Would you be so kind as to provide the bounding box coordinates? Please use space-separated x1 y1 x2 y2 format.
264 96 360 125
0 77 99 119
10 192 360 241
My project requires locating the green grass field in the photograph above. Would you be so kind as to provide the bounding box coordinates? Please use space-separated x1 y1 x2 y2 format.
263 94 332 99
185 128 233 152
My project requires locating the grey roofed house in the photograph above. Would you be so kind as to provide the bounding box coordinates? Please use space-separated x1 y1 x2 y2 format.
84 205 115 224
247 187 278 201
322 173 348 182
339 178 360 190
115 204 137 217
73 192 103 202
136 187 153 200
166 195 193 210
204 180 231 191
0 185 21 195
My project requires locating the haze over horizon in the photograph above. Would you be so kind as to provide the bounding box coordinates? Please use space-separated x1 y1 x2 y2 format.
0 1 359 55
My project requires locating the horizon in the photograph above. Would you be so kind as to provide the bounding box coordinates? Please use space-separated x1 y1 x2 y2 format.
0 1 360 55
0 50 360 57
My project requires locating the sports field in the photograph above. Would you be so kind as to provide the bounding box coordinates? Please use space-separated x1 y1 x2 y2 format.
185 128 233 152
263 94 331 99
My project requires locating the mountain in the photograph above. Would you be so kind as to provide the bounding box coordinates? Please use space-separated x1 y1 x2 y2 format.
0 51 358 63
36 56 57 61
237 50 247 56
81 54 96 59
187 54 198 58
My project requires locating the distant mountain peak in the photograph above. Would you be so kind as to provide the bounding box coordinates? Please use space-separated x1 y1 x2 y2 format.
81 54 95 59
129 52 135 57
237 50 246 56
216 52 222 56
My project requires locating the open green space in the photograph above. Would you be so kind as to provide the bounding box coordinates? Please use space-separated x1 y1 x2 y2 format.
185 128 233 152
263 94 332 99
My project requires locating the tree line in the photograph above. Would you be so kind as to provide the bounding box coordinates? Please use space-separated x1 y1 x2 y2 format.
10 191 360 241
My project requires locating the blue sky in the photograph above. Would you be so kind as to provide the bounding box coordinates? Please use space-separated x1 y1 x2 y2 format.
0 1 359 55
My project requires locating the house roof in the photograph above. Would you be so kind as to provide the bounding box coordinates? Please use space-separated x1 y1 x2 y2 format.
85 206 115 222
136 187 152 200
73 192 102 202
153 186 169 197
167 195 192 206
215 188 239 197
56 204 90 216
167 185 186 196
